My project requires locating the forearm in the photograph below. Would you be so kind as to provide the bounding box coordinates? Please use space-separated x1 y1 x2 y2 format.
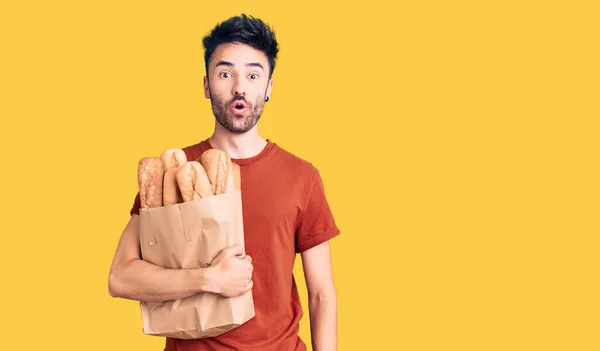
109 258 210 303
309 291 338 351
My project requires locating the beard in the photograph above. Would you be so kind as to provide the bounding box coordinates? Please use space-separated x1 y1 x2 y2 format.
209 90 265 134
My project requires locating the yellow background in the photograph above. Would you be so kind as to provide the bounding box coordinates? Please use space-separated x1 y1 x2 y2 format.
1 1 598 350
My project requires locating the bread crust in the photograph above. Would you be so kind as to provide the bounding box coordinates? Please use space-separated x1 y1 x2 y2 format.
163 166 183 205
198 149 231 195
176 161 213 202
138 157 165 208
229 163 241 192
161 148 187 170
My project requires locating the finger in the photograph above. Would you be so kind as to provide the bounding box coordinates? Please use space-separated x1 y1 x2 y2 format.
244 255 252 263
224 244 243 257
247 280 254 290
236 247 247 259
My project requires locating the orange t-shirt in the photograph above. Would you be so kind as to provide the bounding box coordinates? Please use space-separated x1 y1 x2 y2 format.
130 139 341 351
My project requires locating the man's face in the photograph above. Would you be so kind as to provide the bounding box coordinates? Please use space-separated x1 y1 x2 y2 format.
204 42 273 134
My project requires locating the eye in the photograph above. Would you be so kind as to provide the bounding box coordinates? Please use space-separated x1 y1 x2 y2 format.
220 72 232 78
249 73 259 80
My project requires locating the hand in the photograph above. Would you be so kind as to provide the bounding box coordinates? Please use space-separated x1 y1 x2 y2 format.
207 244 254 297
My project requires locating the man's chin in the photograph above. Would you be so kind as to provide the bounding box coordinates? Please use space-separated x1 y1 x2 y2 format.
221 122 254 134
214 113 260 134
230 118 259 132
224 124 247 134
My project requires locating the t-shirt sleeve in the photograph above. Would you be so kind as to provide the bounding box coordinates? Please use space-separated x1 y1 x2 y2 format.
130 192 141 216
295 170 341 253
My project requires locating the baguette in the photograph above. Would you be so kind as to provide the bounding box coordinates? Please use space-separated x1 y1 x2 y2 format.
163 166 183 205
176 161 213 202
228 163 241 192
138 157 165 208
198 149 231 195
160 148 187 170
161 148 187 205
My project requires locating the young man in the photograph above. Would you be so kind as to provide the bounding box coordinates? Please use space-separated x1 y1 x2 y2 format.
109 14 340 351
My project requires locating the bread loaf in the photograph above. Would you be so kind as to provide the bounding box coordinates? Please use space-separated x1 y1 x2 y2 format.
138 157 165 208
138 148 239 207
229 163 241 192
163 166 183 205
160 148 187 170
198 149 231 195
176 161 213 202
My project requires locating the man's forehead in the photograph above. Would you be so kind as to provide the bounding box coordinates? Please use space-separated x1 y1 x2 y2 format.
211 43 268 65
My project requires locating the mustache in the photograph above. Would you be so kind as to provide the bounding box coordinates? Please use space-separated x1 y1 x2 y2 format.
227 95 253 109
230 96 247 104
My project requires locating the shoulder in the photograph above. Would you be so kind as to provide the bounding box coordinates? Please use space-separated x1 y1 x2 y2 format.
272 142 321 180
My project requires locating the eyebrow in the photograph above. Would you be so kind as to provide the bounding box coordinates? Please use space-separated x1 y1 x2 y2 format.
215 60 264 70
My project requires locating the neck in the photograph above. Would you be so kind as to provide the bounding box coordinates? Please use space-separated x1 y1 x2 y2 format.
208 123 268 159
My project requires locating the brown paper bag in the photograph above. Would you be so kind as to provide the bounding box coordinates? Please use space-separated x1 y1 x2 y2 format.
138 190 255 339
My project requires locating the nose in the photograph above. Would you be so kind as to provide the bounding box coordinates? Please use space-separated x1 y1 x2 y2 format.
232 78 246 96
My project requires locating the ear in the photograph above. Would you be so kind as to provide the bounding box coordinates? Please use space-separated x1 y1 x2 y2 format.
266 78 274 99
203 76 210 99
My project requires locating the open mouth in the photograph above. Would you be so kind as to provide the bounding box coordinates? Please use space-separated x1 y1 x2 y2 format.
231 101 248 113
234 100 247 108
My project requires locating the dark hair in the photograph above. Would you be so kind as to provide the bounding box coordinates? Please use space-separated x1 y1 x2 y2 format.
202 14 279 78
